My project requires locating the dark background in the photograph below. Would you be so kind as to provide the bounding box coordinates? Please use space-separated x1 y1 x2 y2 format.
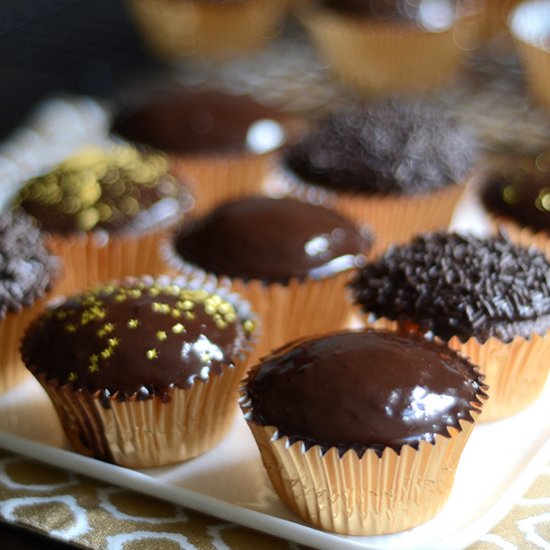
0 0 159 140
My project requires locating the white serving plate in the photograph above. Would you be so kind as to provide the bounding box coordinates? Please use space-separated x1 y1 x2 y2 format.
0 375 549 550
0 193 548 549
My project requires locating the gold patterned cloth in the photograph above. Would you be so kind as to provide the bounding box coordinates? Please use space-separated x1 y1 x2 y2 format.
0 449 548 548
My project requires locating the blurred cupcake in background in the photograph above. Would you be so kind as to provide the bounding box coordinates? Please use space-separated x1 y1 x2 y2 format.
351 231 550 421
17 145 190 296
112 89 306 215
478 152 550 256
125 0 292 61
166 196 372 363
509 0 550 111
282 100 478 254
298 0 476 97
0 209 58 392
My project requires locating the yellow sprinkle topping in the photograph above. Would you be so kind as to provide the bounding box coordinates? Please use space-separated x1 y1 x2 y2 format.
172 323 185 334
68 372 78 382
127 319 139 329
156 331 167 341
146 348 159 360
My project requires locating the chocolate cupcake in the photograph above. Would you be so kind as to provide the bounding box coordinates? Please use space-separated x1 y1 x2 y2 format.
298 0 472 97
351 231 550 421
479 153 550 257
17 145 190 295
0 209 58 392
126 0 290 61
21 275 256 468
241 329 486 535
167 196 371 362
113 89 305 215
283 101 477 254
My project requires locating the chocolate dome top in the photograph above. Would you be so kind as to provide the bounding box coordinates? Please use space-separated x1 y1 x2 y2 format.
284 101 477 196
243 330 484 456
0 209 58 319
480 156 550 235
172 196 371 283
112 90 297 156
21 277 255 404
351 232 550 343
18 146 184 235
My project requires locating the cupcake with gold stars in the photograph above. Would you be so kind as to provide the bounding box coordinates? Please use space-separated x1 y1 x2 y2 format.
20 274 256 468
17 145 191 296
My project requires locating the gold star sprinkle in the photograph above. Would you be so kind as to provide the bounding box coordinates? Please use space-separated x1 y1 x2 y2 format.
107 337 120 348
127 319 139 329
146 348 159 360
156 331 167 341
172 323 185 334
243 320 255 334
88 363 99 373
101 348 113 359
65 323 77 333
68 372 78 382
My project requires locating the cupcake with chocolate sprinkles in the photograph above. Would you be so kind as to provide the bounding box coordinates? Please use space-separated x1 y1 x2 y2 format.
241 329 486 535
17 145 191 296
351 231 550 420
166 196 372 362
282 101 477 254
21 274 256 468
0 209 58 391
478 153 550 258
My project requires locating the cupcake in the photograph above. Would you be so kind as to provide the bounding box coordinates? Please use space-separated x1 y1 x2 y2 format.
478 153 550 257
20 275 256 468
0 209 58 392
509 0 550 111
298 0 470 97
166 196 371 362
240 329 486 535
351 231 550 421
112 89 305 215
282 101 477 254
17 145 189 296
126 0 290 61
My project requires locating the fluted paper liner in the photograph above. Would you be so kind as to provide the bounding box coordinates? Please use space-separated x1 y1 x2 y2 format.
164 245 358 365
242 412 476 535
0 296 52 393
514 36 550 111
284 174 464 256
362 315 550 422
46 228 173 297
170 153 275 216
22 274 257 468
126 0 290 61
301 11 460 97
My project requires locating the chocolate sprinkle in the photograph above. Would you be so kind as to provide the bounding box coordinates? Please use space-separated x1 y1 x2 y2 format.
351 232 550 343
284 101 477 196
0 209 58 319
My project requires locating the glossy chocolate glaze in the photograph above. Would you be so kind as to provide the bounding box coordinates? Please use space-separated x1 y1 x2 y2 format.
172 196 371 283
245 330 485 456
480 161 550 235
21 280 254 404
112 90 296 155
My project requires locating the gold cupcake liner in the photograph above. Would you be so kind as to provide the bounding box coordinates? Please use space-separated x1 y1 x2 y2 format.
244 417 476 535
0 297 53 393
363 316 550 422
301 11 461 97
170 153 275 216
513 35 550 111
25 274 257 467
46 228 173 297
285 174 465 256
126 0 290 61
164 247 357 365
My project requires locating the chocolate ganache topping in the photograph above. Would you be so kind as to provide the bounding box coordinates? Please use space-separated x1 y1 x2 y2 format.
351 232 550 343
480 156 550 235
244 330 485 456
18 146 184 235
21 278 255 404
318 0 459 28
0 209 58 319
172 196 371 283
112 90 297 156
284 101 477 196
